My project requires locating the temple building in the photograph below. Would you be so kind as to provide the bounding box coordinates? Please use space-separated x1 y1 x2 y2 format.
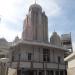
0 2 73 75
22 3 48 42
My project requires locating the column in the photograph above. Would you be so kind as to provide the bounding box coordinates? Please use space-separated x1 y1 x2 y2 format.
63 70 66 75
44 70 46 75
54 70 56 75
5 65 8 75
59 70 60 75
34 70 37 75
37 70 39 75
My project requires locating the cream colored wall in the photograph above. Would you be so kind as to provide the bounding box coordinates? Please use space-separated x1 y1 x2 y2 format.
68 59 75 68
54 50 64 63
67 58 75 75
10 44 65 69
33 47 44 62
11 45 65 63
67 67 75 75
8 68 17 75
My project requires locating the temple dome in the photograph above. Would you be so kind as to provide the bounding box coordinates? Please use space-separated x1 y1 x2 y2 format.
29 3 42 11
14 36 19 43
50 32 61 46
0 38 8 46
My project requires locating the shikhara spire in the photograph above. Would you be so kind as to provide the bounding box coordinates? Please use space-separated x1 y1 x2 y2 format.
53 24 55 32
22 1 48 41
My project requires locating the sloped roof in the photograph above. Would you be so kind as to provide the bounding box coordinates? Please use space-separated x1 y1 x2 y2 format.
64 52 75 61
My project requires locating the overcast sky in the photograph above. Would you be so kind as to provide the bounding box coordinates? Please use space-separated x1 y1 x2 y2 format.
0 0 75 50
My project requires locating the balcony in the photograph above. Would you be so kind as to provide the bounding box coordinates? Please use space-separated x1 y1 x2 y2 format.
8 61 66 70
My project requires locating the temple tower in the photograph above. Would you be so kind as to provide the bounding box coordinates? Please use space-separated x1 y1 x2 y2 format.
22 3 48 42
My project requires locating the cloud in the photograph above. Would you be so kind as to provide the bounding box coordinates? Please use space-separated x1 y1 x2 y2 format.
0 0 61 42
0 0 61 22
0 0 24 41
0 0 75 50
37 0 61 16
0 22 21 42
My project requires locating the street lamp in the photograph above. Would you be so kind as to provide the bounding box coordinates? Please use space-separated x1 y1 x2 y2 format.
0 58 9 75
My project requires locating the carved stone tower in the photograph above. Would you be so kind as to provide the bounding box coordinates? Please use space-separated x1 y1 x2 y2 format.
22 3 48 42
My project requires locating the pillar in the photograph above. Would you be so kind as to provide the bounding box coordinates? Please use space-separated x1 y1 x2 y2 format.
63 70 66 75
34 70 37 75
44 70 46 75
59 70 60 75
5 66 8 75
54 70 56 75
37 70 39 75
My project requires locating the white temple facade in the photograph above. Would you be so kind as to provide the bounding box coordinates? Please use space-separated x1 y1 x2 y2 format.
0 3 73 75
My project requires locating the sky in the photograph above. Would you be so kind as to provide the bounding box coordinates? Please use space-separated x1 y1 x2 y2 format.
0 0 75 51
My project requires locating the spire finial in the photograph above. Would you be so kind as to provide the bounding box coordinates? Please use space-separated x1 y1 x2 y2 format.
53 24 55 32
35 0 36 4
